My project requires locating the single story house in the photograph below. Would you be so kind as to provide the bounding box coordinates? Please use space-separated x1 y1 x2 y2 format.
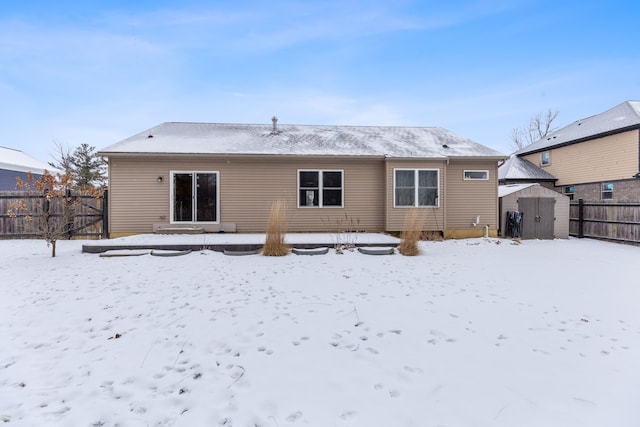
0 146 61 191
98 120 507 238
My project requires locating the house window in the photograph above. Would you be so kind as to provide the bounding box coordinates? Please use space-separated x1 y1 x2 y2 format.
563 185 574 200
171 171 219 223
601 182 614 200
541 151 550 166
394 169 439 207
298 170 343 207
463 170 489 180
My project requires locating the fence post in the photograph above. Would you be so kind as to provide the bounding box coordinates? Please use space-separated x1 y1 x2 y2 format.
102 189 109 239
64 189 74 239
578 198 584 238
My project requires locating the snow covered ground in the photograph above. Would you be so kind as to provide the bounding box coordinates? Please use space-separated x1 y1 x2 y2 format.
0 237 639 427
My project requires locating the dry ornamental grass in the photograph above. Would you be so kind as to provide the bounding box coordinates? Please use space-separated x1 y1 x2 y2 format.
398 208 424 256
263 200 289 256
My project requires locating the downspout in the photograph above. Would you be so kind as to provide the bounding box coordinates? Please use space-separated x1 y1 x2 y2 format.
443 159 448 234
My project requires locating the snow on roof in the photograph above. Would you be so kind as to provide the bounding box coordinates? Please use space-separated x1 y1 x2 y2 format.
498 183 538 197
99 122 507 159
498 156 556 181
515 100 640 155
0 146 62 175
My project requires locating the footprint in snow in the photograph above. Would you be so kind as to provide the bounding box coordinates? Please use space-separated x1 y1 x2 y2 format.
285 411 303 422
340 410 357 419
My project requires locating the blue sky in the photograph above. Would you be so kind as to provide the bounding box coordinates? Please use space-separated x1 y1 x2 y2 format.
2 0 639 163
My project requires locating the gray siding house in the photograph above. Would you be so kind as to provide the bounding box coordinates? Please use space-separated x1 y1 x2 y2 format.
0 147 60 191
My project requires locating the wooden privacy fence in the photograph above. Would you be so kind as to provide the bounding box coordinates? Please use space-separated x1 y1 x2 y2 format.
570 199 640 244
0 190 108 239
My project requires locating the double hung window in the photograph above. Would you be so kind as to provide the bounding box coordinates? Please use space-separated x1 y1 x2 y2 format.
298 170 343 207
563 185 574 200
541 151 550 166
394 169 439 207
601 182 614 200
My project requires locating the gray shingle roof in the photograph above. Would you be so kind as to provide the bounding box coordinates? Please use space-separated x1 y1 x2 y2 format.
99 122 506 159
515 100 640 155
498 155 556 181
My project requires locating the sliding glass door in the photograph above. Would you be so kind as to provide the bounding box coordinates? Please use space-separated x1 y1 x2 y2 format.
172 171 218 223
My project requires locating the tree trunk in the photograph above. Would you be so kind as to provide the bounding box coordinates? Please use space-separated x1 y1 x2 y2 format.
51 240 57 257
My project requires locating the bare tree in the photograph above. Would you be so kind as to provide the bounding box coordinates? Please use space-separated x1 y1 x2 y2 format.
49 141 74 175
510 109 560 152
8 171 102 257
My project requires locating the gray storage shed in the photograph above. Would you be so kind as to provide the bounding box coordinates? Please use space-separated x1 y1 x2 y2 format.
499 183 569 239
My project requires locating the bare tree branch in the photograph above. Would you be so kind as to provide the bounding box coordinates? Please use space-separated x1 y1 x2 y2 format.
510 109 560 152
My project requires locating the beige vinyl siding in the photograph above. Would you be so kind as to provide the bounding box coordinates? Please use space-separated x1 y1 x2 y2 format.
445 160 499 230
108 155 385 234
521 129 639 186
384 160 446 232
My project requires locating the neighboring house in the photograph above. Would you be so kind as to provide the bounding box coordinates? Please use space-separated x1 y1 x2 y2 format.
0 146 61 191
98 120 507 238
498 155 557 188
508 101 640 202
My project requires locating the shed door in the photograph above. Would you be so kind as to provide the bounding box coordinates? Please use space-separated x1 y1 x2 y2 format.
518 197 554 239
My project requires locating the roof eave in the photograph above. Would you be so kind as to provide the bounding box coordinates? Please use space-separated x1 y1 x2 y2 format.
98 151 386 159
518 124 640 156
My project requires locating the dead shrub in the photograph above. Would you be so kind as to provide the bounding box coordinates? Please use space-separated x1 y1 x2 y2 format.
421 230 443 241
398 209 424 256
263 200 289 256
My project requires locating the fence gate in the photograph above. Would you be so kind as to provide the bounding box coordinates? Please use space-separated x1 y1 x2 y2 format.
0 190 108 239
518 197 554 239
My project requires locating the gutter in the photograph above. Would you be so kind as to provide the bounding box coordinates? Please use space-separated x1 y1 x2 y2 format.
518 124 640 156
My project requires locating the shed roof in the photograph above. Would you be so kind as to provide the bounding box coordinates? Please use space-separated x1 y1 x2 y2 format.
99 122 506 159
0 146 61 175
498 155 556 181
498 183 538 197
515 100 640 155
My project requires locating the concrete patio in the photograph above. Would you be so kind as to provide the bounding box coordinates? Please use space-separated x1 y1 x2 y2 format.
81 232 400 253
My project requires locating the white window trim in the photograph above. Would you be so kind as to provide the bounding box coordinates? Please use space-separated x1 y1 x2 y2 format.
601 182 614 200
463 170 489 180
297 169 344 208
541 151 550 166
169 170 220 224
393 168 440 208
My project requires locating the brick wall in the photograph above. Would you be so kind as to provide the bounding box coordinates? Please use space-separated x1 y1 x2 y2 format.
559 179 640 202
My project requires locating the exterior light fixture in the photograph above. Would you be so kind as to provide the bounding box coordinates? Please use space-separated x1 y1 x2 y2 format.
157 176 163 183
